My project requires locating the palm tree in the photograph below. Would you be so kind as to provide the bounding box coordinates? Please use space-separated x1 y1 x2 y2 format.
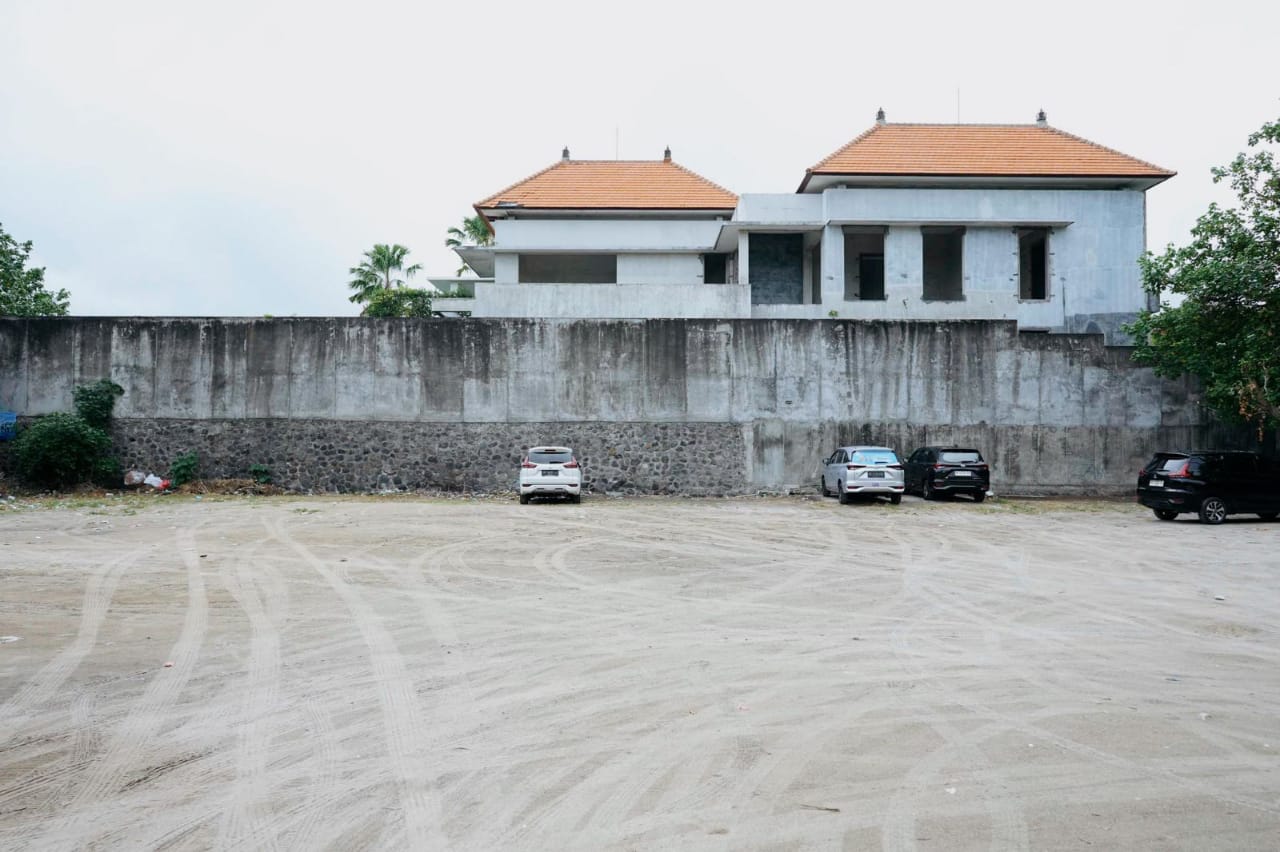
348 244 422 305
445 215 493 276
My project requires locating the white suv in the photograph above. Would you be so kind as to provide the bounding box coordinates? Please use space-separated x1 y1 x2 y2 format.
821 445 904 504
518 446 583 504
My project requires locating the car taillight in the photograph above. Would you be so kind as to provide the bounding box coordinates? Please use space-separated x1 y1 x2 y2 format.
932 463 946 470
563 461 579 469
888 464 903 470
973 463 988 470
521 460 537 469
846 464 865 470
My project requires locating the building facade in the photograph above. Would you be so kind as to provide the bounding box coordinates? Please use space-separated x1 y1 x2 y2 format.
436 111 1174 342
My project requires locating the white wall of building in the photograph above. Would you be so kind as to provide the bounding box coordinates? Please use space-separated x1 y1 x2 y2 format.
493 218 724 251
471 282 749 318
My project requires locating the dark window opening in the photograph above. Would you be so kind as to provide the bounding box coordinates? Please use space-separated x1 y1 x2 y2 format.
922 227 964 301
1018 229 1048 300
748 233 804 305
518 254 616 284
703 253 727 284
843 230 886 300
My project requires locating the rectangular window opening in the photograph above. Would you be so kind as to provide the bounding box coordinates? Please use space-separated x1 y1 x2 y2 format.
922 227 964 301
703 253 728 284
748 233 804 305
518 254 617 284
844 230 886 300
1018 229 1049 300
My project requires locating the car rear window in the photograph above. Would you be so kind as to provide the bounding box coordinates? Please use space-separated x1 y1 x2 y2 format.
528 449 572 464
939 450 982 463
1159 458 1189 472
851 449 899 464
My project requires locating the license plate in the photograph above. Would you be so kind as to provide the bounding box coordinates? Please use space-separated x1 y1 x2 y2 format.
1149 479 1164 488
541 470 558 477
954 471 972 477
867 471 884 479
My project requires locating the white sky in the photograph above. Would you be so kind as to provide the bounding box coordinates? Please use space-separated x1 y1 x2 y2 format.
3 0 1277 317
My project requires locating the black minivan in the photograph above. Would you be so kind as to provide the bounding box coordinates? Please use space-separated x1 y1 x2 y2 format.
1137 451 1280 524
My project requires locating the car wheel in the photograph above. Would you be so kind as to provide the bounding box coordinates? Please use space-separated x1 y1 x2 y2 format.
922 480 935 501
838 483 850 504
890 494 902 505
1153 509 1178 521
519 494 530 505
973 491 986 504
1198 496 1227 525
1258 512 1278 521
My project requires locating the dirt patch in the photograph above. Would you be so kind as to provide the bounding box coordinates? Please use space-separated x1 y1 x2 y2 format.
2 496 1278 849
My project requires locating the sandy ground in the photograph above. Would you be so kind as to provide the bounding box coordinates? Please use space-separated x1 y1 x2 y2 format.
0 493 1278 851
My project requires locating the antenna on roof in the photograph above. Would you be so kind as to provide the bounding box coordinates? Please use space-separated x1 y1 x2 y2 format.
562 146 570 161
1036 109 1048 127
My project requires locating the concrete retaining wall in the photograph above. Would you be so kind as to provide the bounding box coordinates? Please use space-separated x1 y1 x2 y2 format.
0 317 1248 494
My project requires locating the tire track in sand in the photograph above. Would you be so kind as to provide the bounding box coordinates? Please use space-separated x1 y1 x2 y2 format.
216 537 285 852
267 517 447 849
32 524 209 849
0 551 137 745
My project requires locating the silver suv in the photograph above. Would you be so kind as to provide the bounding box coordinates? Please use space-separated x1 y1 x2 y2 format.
821 445 904 505
518 446 583 504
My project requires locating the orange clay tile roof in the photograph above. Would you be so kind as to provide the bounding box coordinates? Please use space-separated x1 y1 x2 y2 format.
805 123 1175 182
477 159 737 210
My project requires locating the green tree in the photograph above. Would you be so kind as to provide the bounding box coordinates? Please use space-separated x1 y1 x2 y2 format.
1 222 70 316
360 287 434 317
348 244 422 306
445 214 493 275
1126 116 1280 435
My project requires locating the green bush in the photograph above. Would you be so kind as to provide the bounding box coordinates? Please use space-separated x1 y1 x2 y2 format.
73 379 124 431
12 413 111 488
360 287 433 317
169 451 200 486
249 463 272 484
92 455 123 488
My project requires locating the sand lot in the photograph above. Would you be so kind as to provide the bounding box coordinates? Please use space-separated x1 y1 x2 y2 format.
1 493 1278 850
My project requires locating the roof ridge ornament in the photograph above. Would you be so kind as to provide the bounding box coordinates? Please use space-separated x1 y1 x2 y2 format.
1036 109 1048 127
562 146 570 161
876 107 886 125
663 145 672 162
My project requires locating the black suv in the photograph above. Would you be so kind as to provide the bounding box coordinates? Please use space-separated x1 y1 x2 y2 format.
904 447 990 502
1137 451 1280 524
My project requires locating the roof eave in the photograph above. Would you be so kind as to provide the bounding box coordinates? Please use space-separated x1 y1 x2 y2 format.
798 171 1176 192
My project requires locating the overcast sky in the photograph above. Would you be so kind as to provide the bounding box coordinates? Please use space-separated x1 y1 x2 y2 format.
3 0 1277 317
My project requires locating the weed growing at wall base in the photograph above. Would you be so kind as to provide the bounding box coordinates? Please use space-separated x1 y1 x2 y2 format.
169 452 200 487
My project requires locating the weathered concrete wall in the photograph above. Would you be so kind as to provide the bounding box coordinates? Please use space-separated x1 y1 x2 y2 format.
0 317 1249 494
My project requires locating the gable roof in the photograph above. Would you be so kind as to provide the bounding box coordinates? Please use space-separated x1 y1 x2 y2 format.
476 158 738 212
800 122 1175 191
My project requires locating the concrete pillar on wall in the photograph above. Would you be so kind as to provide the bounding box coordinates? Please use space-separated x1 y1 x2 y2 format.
820 224 845 307
885 226 923 299
737 231 750 286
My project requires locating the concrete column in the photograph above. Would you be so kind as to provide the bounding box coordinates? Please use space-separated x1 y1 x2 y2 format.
820 224 845 307
737 231 750 286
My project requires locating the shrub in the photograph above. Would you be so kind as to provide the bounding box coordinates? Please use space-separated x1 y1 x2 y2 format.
92 455 123 488
249 463 272 484
361 287 433 317
73 379 124 431
13 413 111 488
169 451 200 486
